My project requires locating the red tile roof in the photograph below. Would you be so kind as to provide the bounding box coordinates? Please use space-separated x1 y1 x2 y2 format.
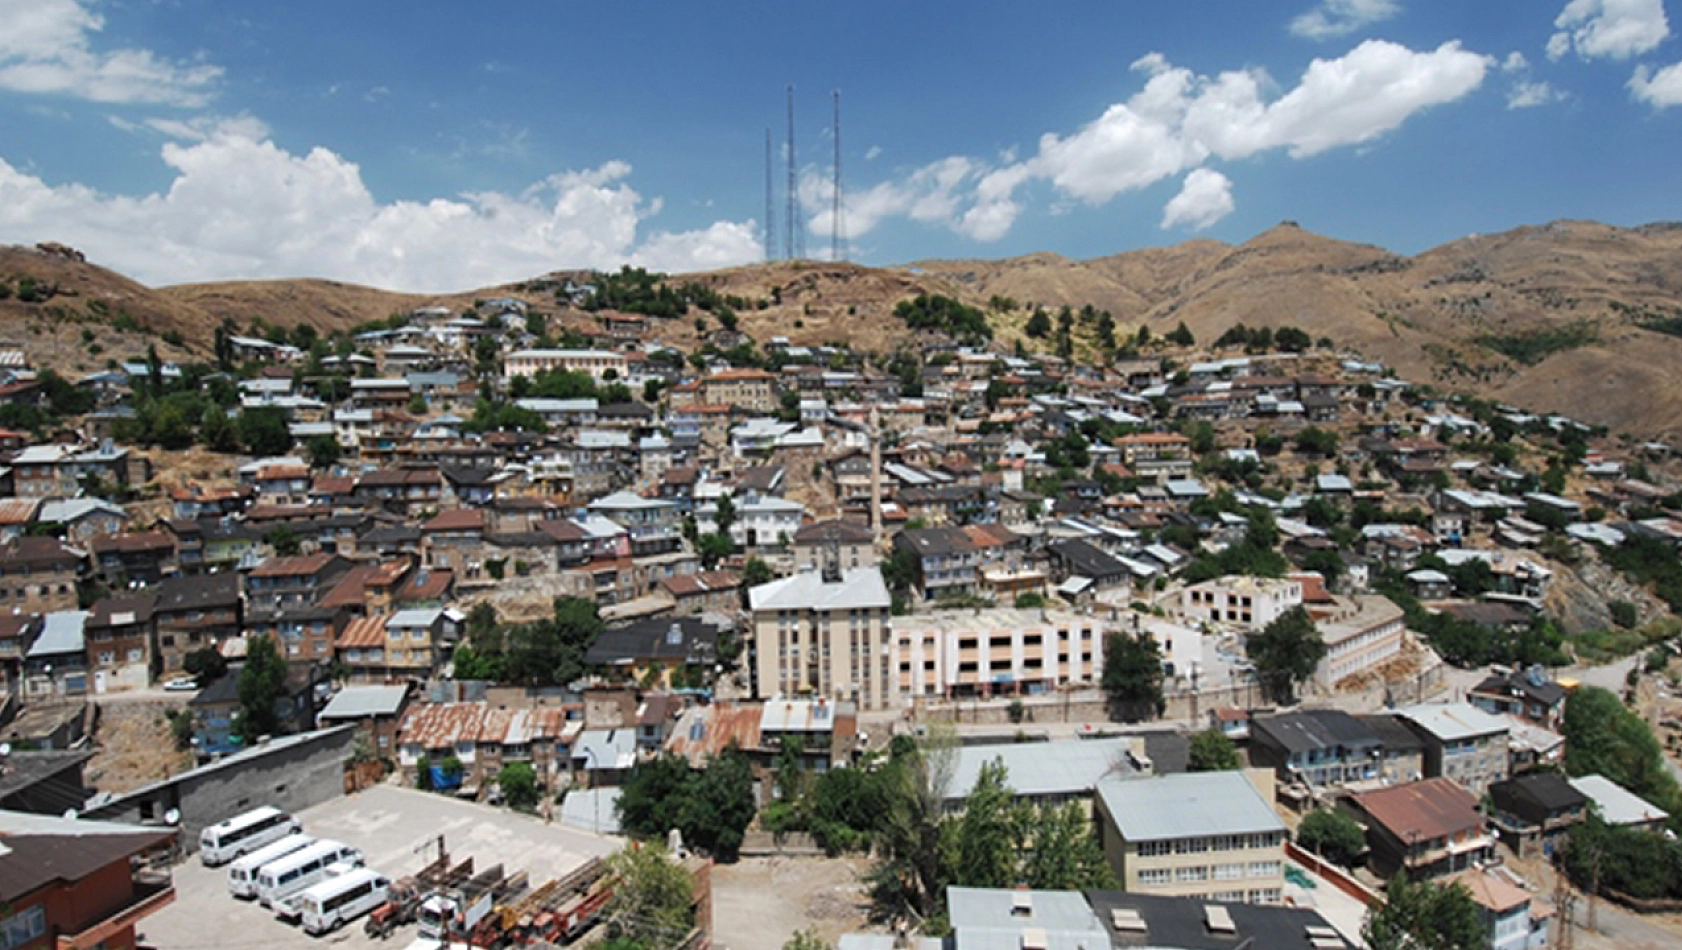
423 508 484 533
250 553 335 578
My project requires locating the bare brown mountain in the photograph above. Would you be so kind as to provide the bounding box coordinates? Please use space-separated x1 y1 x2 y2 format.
7 219 1682 436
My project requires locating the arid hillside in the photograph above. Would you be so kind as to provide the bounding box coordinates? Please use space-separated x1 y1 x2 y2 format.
7 219 1682 435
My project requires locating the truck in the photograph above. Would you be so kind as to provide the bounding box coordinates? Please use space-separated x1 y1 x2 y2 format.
366 855 475 939
416 865 529 943
458 858 608 949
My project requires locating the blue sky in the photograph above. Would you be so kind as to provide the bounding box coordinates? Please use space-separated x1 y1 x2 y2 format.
1 0 1681 291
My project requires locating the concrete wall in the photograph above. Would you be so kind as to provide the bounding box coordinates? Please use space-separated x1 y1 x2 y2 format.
82 726 355 853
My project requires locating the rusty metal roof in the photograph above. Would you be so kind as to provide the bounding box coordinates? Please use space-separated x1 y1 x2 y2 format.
665 702 762 765
336 615 387 649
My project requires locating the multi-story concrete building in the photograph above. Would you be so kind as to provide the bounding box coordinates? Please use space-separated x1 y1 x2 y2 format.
748 565 895 710
1248 709 1384 789
1345 777 1497 879
1181 576 1303 632
0 537 84 614
1397 702 1511 795
1093 770 1288 905
84 593 157 692
152 572 243 676
894 608 1105 700
1313 594 1406 687
791 520 878 573
0 811 178 950
504 348 628 381
698 368 777 412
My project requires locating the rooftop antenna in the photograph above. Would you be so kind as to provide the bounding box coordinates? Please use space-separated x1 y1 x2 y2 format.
763 127 776 262
786 83 802 261
832 89 846 263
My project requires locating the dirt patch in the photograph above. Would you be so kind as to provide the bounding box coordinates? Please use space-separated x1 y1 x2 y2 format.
84 698 195 794
710 855 876 950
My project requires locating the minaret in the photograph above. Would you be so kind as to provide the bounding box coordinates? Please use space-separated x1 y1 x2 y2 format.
869 405 883 545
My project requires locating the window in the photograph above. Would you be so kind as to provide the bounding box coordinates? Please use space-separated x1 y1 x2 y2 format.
0 904 45 950
1137 869 1171 886
1215 863 1244 881
1175 866 1208 882
1136 840 1173 857
1248 861 1281 878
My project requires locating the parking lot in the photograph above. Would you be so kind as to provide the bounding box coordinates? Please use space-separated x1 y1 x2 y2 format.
140 784 621 950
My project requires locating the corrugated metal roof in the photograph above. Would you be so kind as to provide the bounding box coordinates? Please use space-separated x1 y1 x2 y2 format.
1096 771 1285 842
318 685 408 720
335 615 386 649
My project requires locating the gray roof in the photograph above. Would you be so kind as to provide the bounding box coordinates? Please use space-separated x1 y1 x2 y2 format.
945 738 1134 802
557 787 622 835
748 567 891 612
1096 771 1285 842
948 887 1110 950
26 611 88 657
1568 774 1671 826
1396 702 1509 742
318 685 409 721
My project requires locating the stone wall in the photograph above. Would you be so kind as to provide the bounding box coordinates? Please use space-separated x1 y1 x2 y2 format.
82 726 355 853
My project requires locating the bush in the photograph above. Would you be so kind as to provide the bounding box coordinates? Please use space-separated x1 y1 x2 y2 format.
1297 808 1366 867
1014 592 1046 610
1609 600 1639 629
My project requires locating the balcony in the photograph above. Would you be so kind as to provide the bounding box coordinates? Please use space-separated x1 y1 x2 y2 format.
57 870 175 950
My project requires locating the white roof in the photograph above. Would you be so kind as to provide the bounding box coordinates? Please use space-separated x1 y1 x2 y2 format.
1568 774 1670 826
27 611 89 657
387 608 443 629
749 567 891 612
1397 702 1509 741
1096 771 1285 842
945 738 1133 801
38 498 124 524
589 491 675 512
318 685 408 720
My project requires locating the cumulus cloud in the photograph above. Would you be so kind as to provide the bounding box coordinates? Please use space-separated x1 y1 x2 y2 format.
0 129 760 291
0 0 220 106
1631 59 1682 106
816 39 1486 244
1289 0 1402 40
1161 169 1235 230
1547 0 1670 60
1507 80 1564 108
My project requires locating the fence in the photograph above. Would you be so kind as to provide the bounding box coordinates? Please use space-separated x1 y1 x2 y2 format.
1285 840 1384 908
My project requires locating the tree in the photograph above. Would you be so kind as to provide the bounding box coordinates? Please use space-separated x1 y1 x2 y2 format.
498 761 540 811
305 435 341 470
1296 808 1366 866
407 392 429 415
265 526 302 557
1295 426 1340 458
1024 308 1052 339
1018 801 1117 891
1187 729 1242 772
783 930 832 950
696 533 733 570
681 748 756 860
1248 606 1326 704
603 843 695 950
200 404 238 452
182 647 228 687
1562 686 1682 822
713 493 737 536
1362 877 1484 950
742 557 774 588
950 760 1018 888
866 728 958 922
236 406 293 457
236 635 288 742
1166 321 1194 347
1101 632 1165 722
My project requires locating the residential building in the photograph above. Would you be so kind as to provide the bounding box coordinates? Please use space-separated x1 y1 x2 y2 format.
1567 774 1670 832
584 616 721 688
38 499 128 545
84 594 156 692
24 611 89 698
1486 772 1588 858
1248 709 1383 789
1313 594 1405 688
1356 713 1428 785
504 348 628 381
1344 778 1497 879
941 737 1137 809
588 492 681 557
317 684 412 758
699 368 778 412
89 532 176 588
245 554 354 614
894 608 1106 700
1093 771 1288 904
151 572 242 676
1449 866 1552 950
1468 667 1567 731
1396 702 1511 795
396 702 578 791
658 570 742 615
748 565 895 710
0 810 177 950
1180 576 1303 632
0 537 84 614
791 520 878 573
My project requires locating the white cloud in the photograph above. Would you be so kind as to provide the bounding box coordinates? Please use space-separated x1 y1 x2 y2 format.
0 129 760 291
1503 51 1530 72
1547 0 1669 61
812 39 1488 245
864 145 882 161
0 0 220 106
1507 80 1564 108
1161 169 1235 230
1289 0 1402 40
1631 59 1682 106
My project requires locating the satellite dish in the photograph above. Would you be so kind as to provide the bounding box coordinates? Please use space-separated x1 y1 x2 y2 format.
165 808 181 825
0 742 11 757
63 809 77 820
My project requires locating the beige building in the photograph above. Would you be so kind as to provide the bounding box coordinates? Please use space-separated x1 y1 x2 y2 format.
700 368 777 412
791 520 878 574
1314 594 1406 687
895 608 1105 700
504 348 628 381
1181 576 1303 632
747 565 895 710
1094 770 1288 905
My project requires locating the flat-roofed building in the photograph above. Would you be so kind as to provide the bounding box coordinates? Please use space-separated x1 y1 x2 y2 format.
504 348 628 381
748 565 894 710
1396 702 1510 795
1093 770 1288 904
1314 594 1406 687
1180 576 1302 632
894 608 1106 700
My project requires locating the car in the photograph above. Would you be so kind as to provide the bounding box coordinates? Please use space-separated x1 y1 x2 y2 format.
163 676 199 692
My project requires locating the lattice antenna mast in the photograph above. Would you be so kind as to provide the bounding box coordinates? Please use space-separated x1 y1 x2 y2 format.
786 83 802 261
763 127 776 262
832 89 846 263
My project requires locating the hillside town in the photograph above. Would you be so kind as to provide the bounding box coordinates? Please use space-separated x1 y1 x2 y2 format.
4 270 1682 950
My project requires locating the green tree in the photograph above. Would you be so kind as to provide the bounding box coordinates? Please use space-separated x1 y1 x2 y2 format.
265 526 302 557
1297 808 1366 866
305 435 341 470
951 760 1018 888
236 635 289 742
782 929 832 950
1101 631 1165 721
1187 729 1242 771
407 392 429 415
1248 606 1327 704
182 646 228 687
1562 686 1682 823
1362 877 1484 950
697 533 733 570
1018 801 1117 891
603 843 695 950
1024 308 1052 339
742 556 774 588
498 761 540 811
866 727 959 922
200 404 239 452
681 748 756 860
1166 321 1195 347
1295 426 1339 458
236 406 293 456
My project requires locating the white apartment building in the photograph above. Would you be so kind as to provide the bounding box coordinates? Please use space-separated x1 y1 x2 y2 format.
895 609 1107 700
748 566 896 710
1315 594 1407 687
1180 576 1303 632
504 349 628 381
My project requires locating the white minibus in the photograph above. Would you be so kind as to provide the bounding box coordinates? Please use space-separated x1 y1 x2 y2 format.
255 840 363 910
298 867 391 935
198 806 300 866
226 834 316 898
